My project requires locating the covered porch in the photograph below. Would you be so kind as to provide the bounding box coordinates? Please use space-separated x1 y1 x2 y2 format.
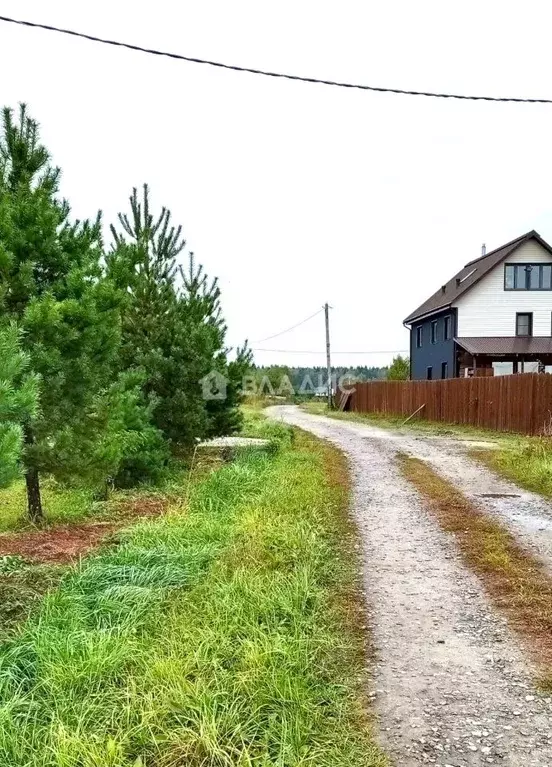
455 337 552 377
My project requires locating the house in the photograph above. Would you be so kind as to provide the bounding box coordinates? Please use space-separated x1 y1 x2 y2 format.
404 230 552 379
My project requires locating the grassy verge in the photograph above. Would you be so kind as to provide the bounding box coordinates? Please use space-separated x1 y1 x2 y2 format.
399 454 552 688
0 418 386 766
470 440 552 499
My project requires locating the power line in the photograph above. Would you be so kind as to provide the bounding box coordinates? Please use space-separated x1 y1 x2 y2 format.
254 308 323 343
252 348 409 354
1 15 552 104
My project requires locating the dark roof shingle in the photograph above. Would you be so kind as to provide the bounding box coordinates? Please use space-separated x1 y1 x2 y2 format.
456 337 552 355
403 230 552 325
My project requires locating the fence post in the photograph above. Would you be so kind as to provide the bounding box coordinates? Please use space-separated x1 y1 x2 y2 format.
529 374 537 435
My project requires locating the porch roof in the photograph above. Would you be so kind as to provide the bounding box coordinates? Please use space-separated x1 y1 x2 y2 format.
456 336 552 355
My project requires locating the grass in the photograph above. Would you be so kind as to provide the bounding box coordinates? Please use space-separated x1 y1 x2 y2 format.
399 453 552 689
0 479 97 532
0 417 386 766
0 461 195 533
0 459 209 684
470 439 552 499
0 557 64 642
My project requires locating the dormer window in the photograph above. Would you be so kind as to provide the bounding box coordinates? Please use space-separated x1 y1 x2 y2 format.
505 263 552 290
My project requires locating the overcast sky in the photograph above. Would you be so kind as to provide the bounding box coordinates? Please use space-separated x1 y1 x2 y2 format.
1 1 552 369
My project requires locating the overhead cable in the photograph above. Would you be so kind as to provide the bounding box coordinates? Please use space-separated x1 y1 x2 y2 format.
2 15 552 104
254 309 323 343
252 348 410 354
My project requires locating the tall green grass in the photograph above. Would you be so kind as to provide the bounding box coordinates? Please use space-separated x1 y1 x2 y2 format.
0 421 385 766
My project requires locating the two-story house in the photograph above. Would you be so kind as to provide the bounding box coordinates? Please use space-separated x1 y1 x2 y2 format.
404 230 552 379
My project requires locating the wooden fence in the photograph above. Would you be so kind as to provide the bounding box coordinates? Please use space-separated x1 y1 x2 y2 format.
345 374 552 435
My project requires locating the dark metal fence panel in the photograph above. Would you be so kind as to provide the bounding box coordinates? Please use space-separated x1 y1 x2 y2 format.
347 374 552 435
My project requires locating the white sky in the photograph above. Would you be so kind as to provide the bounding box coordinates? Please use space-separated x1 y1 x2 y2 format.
2 1 552 368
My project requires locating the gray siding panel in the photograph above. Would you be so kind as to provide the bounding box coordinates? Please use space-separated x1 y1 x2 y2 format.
410 310 457 380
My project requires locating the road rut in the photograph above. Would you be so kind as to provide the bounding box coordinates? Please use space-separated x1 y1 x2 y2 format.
268 406 552 767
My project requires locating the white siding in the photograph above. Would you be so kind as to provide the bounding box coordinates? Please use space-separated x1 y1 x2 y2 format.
454 241 552 337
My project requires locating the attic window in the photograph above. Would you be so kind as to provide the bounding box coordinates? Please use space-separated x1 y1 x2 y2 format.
505 263 552 290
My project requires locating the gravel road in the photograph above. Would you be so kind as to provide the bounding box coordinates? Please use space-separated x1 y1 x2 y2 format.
267 406 552 767
386 430 552 571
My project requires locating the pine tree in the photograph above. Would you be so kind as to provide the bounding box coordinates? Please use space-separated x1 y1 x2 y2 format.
177 254 252 435
206 342 252 435
109 185 250 449
101 372 168 490
176 253 227 439
0 325 39 487
0 104 121 520
50 370 168 496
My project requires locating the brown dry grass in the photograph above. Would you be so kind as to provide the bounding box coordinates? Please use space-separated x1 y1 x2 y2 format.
399 453 552 689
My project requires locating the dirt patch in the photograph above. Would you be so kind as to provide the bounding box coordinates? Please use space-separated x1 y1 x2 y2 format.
0 522 119 564
0 495 170 564
111 494 169 520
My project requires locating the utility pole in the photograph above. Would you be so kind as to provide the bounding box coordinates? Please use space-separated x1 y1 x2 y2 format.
324 302 332 409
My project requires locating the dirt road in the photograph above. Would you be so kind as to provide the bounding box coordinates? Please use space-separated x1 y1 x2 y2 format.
268 406 552 767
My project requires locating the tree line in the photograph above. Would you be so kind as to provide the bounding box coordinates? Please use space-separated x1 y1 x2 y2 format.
249 360 409 394
0 104 250 521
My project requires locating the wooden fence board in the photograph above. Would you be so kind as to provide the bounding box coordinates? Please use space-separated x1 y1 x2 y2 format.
346 374 552 435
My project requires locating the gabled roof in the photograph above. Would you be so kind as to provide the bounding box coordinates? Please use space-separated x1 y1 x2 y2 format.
403 230 552 325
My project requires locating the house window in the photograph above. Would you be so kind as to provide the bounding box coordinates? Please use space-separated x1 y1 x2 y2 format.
444 315 451 341
441 362 448 379
431 321 438 344
416 326 423 348
427 366 433 380
505 265 515 289
505 263 552 290
516 312 533 337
